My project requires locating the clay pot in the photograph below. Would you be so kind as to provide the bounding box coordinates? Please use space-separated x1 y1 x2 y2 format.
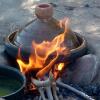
5 31 87 62
5 3 87 61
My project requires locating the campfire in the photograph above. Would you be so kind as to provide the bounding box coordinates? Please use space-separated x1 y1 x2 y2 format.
16 16 94 100
17 18 70 92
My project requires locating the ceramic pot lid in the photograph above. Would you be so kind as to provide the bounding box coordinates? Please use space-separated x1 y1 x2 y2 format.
14 3 63 48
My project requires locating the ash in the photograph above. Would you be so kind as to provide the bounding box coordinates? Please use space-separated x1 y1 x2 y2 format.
23 84 100 100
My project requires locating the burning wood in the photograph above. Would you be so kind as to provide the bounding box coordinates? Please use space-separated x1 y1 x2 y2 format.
32 72 59 100
16 17 71 93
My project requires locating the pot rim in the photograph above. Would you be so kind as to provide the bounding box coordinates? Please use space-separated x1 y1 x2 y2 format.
0 65 26 98
5 31 86 54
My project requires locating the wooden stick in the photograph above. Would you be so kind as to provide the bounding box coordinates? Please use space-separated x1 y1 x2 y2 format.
52 82 59 100
32 72 59 100
57 79 95 100
38 88 47 100
45 86 53 100
36 54 58 78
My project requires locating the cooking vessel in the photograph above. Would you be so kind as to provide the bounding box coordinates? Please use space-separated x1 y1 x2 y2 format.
0 65 26 100
5 3 87 62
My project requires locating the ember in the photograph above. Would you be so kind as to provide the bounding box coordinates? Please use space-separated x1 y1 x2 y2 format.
57 63 64 71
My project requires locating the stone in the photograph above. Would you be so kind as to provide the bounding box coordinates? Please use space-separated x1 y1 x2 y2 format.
61 54 99 85
0 45 17 67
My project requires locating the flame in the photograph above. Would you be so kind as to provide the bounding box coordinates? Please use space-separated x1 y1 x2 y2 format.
57 63 64 71
17 18 70 78
53 63 65 79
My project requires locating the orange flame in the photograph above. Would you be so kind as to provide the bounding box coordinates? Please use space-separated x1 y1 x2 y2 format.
17 18 70 78
57 63 64 71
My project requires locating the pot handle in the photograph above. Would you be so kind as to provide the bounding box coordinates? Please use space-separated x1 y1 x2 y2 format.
35 3 53 20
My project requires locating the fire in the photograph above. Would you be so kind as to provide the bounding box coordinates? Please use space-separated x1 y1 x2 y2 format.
53 63 65 79
17 18 70 78
57 63 64 71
